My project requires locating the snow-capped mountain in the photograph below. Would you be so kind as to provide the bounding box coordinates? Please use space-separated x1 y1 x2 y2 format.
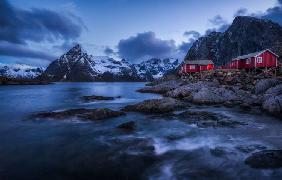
0 63 44 79
39 44 180 82
39 45 142 81
134 58 180 80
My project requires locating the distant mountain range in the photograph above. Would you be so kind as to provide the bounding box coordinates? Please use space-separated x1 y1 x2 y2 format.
185 16 282 65
0 63 44 80
0 45 180 81
38 44 180 81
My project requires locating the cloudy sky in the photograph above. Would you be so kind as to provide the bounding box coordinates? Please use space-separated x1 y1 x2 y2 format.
0 0 281 66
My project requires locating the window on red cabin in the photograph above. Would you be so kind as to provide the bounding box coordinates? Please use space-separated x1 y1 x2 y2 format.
190 65 196 69
246 58 251 64
256 57 263 63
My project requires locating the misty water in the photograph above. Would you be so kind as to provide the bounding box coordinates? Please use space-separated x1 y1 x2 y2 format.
0 82 281 179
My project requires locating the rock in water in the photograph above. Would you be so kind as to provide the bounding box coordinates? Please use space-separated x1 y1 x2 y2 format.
122 98 186 113
117 121 136 130
33 108 125 121
137 80 182 94
81 95 120 102
245 150 282 169
177 111 245 128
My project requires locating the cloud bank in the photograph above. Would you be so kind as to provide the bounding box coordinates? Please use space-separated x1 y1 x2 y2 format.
117 32 177 61
0 0 84 64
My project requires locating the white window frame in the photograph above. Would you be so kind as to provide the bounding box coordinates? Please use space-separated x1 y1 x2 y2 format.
256 57 263 63
190 65 196 69
246 58 251 64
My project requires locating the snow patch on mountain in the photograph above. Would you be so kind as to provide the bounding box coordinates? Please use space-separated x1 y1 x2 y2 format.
134 58 180 80
0 63 45 79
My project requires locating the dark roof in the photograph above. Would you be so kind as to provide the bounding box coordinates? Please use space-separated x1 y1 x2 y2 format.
232 49 279 61
184 60 214 65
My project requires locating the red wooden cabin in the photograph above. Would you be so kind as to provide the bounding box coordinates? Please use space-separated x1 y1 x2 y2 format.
181 60 214 73
229 49 279 70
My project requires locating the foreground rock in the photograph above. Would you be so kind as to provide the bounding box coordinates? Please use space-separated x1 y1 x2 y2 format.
122 98 186 114
81 95 121 103
34 108 125 121
165 81 219 99
117 121 136 131
177 111 245 128
262 95 282 115
245 150 282 169
192 87 237 104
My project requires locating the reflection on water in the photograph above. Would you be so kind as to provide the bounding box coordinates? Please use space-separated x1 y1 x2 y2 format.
0 82 281 179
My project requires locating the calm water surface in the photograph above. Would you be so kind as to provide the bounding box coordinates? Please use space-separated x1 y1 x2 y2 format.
0 82 281 180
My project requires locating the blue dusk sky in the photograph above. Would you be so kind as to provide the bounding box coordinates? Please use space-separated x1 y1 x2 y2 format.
0 0 282 66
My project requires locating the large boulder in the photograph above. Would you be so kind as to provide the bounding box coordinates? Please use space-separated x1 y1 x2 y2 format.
245 150 282 169
33 108 125 121
263 84 282 100
122 98 186 113
165 81 219 98
192 87 238 104
262 95 282 115
255 78 281 95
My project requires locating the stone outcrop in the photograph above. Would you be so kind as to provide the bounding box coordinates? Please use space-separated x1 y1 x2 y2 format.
117 121 136 130
33 108 125 121
81 95 121 103
137 80 182 94
177 111 245 128
255 78 281 94
122 98 186 114
245 150 282 169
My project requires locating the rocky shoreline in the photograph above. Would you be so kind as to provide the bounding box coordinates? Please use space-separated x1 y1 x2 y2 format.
139 70 282 116
29 71 282 170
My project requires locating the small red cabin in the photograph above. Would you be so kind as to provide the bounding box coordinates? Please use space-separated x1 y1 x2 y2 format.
181 60 214 73
229 49 279 70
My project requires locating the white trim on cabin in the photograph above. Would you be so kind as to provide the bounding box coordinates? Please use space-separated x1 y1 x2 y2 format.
254 49 279 58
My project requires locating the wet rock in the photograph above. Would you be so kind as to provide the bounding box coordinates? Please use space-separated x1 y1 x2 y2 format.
255 78 281 95
236 144 267 153
137 80 182 94
122 98 186 114
165 81 219 99
263 84 282 100
117 121 136 131
81 95 120 102
192 87 238 105
177 111 245 128
112 137 155 154
245 150 282 169
210 147 228 157
240 103 252 109
262 95 282 115
34 108 125 121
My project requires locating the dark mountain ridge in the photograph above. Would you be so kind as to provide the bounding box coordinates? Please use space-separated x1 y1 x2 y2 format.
185 16 282 65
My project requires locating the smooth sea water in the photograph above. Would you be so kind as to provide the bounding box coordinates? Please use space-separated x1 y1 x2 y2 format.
0 82 281 180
